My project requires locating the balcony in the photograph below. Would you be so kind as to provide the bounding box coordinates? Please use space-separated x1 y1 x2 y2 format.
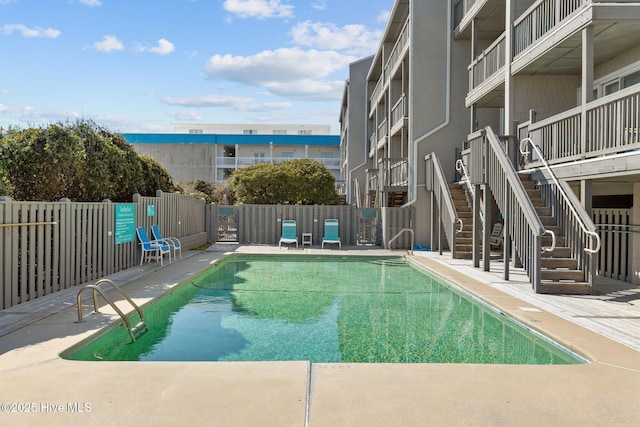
370 77 384 106
466 32 506 107
385 17 410 77
390 96 408 134
381 158 409 190
366 169 379 194
377 119 389 150
216 157 341 170
522 84 640 166
513 0 585 57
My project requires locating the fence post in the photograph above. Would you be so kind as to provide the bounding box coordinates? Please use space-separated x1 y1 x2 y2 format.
0 197 12 309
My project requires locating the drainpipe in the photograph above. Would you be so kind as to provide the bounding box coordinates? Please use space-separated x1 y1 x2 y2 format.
403 0 452 207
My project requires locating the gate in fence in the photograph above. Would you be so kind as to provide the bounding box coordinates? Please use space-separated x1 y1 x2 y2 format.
357 208 379 245
216 206 238 242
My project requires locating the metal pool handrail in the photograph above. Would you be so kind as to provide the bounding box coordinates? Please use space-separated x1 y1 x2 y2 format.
388 228 414 255
76 279 147 342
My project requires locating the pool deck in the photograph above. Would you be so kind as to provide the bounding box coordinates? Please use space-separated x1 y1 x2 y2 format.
0 245 639 426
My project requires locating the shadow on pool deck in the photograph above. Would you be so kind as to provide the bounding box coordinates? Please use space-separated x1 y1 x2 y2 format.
0 246 639 426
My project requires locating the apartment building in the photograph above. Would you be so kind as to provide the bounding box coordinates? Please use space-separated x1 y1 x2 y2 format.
342 0 640 292
124 129 340 184
340 56 374 205
341 0 470 235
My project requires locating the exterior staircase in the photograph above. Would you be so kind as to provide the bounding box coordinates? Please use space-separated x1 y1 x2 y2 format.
388 191 407 207
447 177 590 293
449 183 474 259
519 174 590 294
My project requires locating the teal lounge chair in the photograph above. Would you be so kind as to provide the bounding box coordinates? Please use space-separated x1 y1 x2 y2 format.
152 224 182 259
322 219 341 249
136 227 171 266
279 220 298 248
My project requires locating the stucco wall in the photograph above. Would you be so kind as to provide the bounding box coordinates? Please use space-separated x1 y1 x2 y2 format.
514 75 581 123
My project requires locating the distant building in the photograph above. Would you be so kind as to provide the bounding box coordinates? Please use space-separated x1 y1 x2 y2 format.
124 126 340 185
172 123 331 136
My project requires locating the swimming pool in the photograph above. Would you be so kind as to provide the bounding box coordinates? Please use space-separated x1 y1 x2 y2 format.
65 255 586 364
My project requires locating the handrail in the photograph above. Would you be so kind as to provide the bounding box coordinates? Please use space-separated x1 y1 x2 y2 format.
426 153 462 257
431 154 463 233
388 228 414 254
477 127 548 291
455 158 483 224
520 138 600 253
76 279 147 341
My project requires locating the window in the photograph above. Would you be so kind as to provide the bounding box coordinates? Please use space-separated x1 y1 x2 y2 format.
298 130 312 135
622 69 640 89
243 129 258 135
273 130 287 135
281 151 293 159
594 61 640 98
189 129 203 134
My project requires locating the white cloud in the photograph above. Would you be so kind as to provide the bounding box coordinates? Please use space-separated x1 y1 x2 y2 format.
377 10 391 24
79 0 101 6
204 47 355 101
136 38 175 55
264 80 345 101
149 39 175 55
162 94 254 108
0 103 80 123
205 47 355 85
0 0 17 4
161 95 293 113
236 101 293 112
290 21 381 55
1 24 61 39
93 35 124 53
311 1 326 11
223 0 293 19
168 111 203 121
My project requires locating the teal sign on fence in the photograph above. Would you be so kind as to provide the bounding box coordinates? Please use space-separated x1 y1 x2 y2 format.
115 204 136 244
147 205 156 217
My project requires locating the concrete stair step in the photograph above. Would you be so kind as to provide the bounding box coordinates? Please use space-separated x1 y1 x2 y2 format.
541 269 585 282
543 235 566 247
539 282 591 295
539 216 556 226
541 257 578 269
543 246 572 258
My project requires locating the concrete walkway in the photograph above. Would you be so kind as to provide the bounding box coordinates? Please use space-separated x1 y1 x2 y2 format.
0 246 638 426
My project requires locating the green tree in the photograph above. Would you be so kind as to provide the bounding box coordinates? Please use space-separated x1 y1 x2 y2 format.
231 159 338 205
0 120 176 201
179 179 235 204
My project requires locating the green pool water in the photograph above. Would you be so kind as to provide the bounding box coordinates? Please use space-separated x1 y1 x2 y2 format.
66 255 585 364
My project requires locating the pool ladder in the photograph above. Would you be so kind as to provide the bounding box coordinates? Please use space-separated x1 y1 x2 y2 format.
76 279 148 342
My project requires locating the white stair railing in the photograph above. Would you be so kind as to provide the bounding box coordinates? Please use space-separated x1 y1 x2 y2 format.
426 153 462 257
520 137 600 287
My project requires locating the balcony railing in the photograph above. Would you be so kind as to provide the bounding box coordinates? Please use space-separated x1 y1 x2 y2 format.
525 84 640 165
366 168 379 193
469 32 506 90
216 157 341 169
385 17 410 76
391 95 407 129
381 158 409 188
370 77 384 105
513 0 585 57
377 119 388 149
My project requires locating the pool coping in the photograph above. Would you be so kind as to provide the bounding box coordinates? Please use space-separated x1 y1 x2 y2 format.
0 247 639 426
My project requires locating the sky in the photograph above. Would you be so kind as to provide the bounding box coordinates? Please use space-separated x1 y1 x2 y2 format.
0 0 392 134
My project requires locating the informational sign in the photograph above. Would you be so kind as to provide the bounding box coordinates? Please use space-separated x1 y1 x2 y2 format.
147 204 156 217
115 204 136 244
